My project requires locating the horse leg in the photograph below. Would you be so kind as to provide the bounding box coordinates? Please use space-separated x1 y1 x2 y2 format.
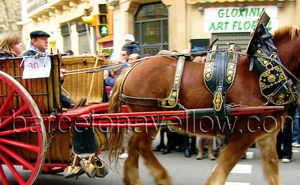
140 129 172 185
126 127 172 185
205 134 255 185
123 128 171 185
123 129 143 185
256 131 283 185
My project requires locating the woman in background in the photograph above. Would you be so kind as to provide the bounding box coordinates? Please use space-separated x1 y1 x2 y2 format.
0 32 23 57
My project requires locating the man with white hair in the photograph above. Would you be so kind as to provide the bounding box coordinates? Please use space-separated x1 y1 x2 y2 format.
104 55 128 88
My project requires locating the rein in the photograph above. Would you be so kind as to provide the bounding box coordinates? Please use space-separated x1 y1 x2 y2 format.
60 49 299 90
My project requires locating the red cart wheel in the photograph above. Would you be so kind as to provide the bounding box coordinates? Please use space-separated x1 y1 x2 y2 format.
0 71 46 185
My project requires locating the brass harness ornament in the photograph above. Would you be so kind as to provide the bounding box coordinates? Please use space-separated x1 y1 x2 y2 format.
256 49 296 105
158 56 185 108
204 44 238 113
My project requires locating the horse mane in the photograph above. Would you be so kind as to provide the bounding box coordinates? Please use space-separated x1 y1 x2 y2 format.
272 25 300 42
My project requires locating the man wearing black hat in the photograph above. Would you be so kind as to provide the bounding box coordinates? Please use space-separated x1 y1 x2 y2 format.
23 30 50 56
23 30 86 108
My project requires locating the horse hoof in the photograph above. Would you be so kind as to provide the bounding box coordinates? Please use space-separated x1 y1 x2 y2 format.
124 178 144 185
135 179 145 185
156 176 172 185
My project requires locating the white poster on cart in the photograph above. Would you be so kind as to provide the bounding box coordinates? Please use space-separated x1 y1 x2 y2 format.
22 57 51 79
204 6 278 33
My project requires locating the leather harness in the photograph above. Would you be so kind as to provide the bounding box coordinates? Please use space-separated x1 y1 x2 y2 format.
118 12 297 142
204 44 239 119
120 56 186 108
247 22 296 105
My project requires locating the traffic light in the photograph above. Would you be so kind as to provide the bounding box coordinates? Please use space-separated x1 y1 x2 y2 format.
81 15 97 27
98 3 110 35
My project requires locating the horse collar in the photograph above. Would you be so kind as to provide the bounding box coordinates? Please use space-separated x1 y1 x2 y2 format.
247 23 296 105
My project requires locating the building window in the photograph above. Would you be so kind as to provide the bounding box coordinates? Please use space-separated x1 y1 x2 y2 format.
134 2 168 56
61 24 71 53
211 32 251 51
76 21 90 54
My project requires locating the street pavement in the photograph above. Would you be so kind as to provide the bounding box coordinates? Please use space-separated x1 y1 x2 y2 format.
2 141 300 185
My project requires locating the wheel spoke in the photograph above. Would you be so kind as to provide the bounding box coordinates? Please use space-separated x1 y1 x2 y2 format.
0 163 9 185
0 71 45 185
0 104 29 129
0 89 16 117
0 138 39 153
0 125 39 137
0 152 26 185
0 144 35 171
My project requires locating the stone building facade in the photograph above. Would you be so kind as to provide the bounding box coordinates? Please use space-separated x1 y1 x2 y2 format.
0 0 22 35
20 0 300 55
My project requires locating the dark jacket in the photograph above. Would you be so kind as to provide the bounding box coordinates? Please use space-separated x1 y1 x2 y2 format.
104 65 128 88
122 42 140 55
0 51 14 58
22 50 38 56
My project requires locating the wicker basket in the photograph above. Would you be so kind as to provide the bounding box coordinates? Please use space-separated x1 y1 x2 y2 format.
0 55 61 115
61 55 106 105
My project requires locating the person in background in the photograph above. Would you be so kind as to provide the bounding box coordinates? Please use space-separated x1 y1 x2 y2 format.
292 88 300 148
182 135 197 158
196 137 216 160
121 49 130 62
104 53 129 88
0 32 23 58
23 30 86 108
128 53 140 66
122 34 140 55
276 102 296 163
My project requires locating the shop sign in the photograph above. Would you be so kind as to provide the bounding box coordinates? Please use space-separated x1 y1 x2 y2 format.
204 6 278 33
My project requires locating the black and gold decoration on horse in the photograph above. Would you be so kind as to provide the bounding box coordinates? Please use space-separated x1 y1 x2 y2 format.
159 56 185 108
226 45 238 86
213 91 223 111
204 45 238 94
247 13 296 106
256 49 296 105
204 45 238 114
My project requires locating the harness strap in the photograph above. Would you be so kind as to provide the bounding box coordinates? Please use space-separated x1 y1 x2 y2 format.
159 56 185 108
120 56 186 108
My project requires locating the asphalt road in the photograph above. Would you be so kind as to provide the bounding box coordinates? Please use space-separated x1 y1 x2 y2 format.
2 139 300 185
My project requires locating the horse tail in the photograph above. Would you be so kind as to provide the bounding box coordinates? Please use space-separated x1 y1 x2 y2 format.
107 67 131 164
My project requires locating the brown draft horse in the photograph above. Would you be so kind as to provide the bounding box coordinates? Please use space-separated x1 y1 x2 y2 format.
107 26 300 185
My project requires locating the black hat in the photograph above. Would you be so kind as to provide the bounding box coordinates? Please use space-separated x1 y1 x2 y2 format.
30 30 50 39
